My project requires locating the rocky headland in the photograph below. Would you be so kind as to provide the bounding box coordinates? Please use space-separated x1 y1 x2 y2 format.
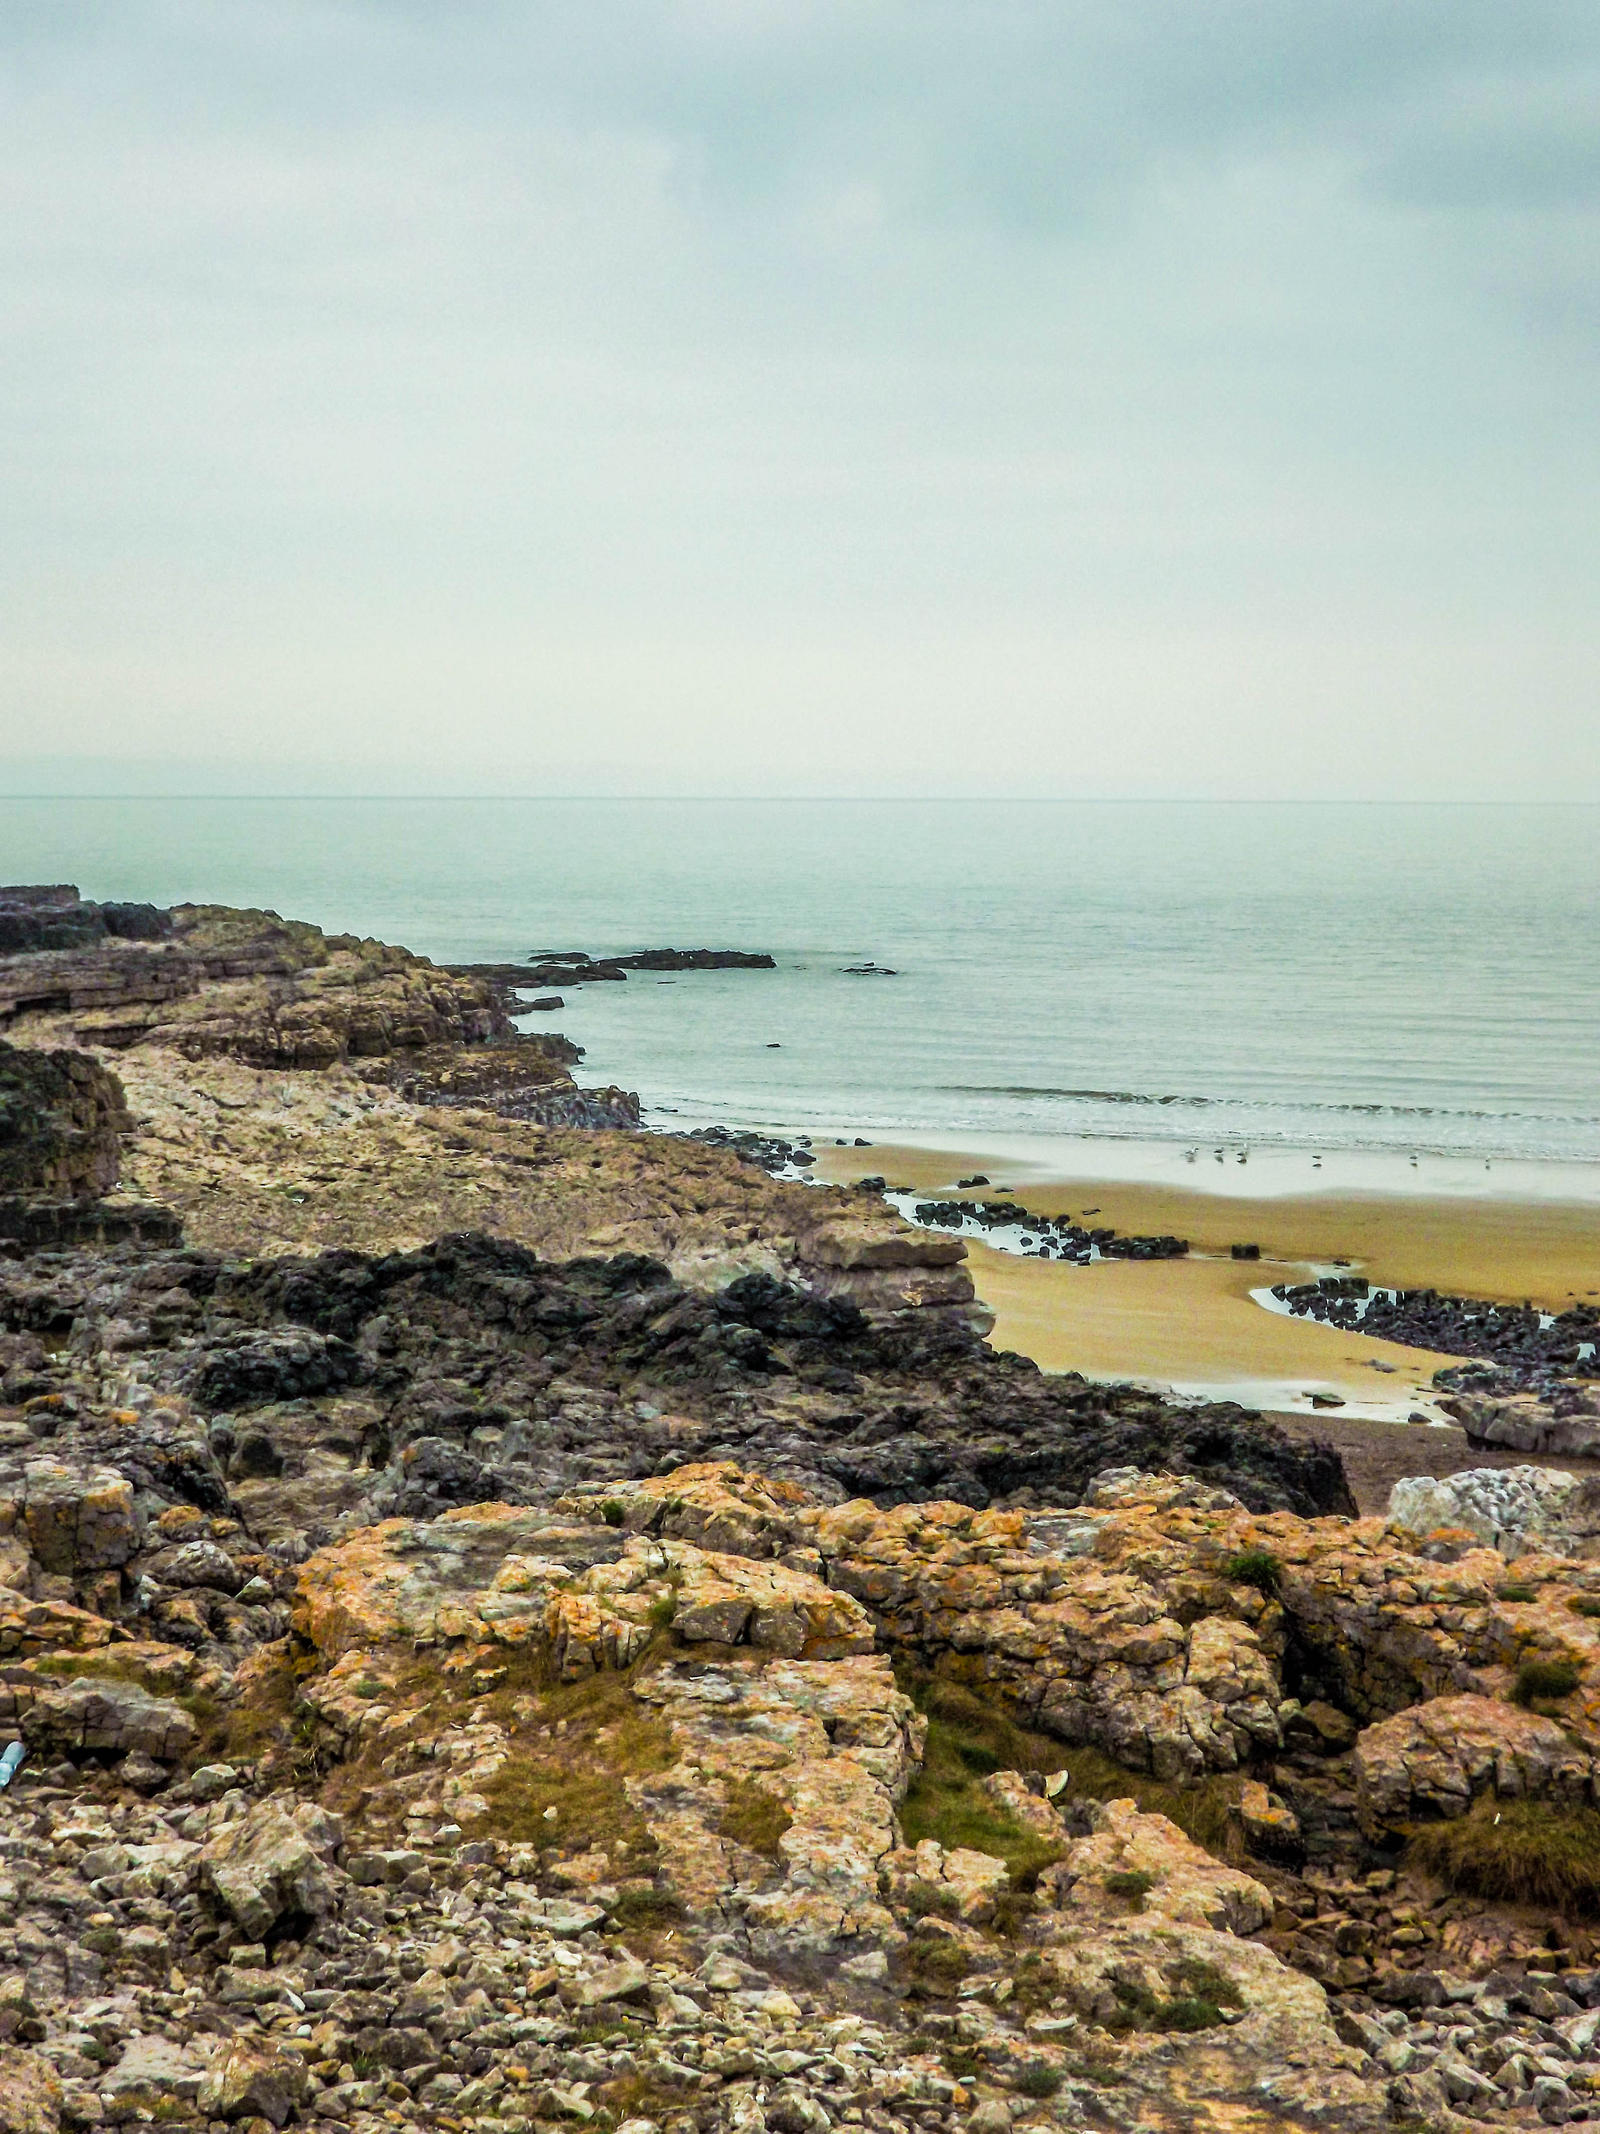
3 885 1600 2134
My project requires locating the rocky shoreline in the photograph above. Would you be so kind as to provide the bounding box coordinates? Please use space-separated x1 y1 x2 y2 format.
1273 1279 1600 1461
906 1199 1188 1266
4 883 1600 2134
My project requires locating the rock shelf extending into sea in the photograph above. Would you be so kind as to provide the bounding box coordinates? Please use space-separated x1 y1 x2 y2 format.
6 882 1600 2134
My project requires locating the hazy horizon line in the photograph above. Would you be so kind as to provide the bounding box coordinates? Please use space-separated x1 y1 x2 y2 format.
5 791 1600 808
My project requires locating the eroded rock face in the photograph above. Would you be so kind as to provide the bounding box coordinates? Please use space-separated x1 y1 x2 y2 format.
0 885 169 957
0 1042 128 1204
21 1460 140 1573
0 1039 152 1250
562 1461 1600 1786
1353 1694 1599 1839
1 1668 197 1761
0 903 510 1066
383 1042 641 1131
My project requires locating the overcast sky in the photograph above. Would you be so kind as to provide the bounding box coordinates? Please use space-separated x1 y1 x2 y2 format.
1 1 1596 798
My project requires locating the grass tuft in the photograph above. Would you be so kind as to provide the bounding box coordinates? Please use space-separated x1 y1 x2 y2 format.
1050 1741 1244 1861
1108 1957 1243 2034
896 1679 1065 1890
1103 1868 1155 1910
1220 1548 1282 1595
1514 1658 1582 1708
1408 1797 1600 1913
1013 2066 1063 2099
718 1777 792 1861
895 1662 1246 1869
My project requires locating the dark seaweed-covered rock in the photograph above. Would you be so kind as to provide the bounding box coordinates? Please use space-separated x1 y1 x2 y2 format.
178 1329 367 1408
0 1039 128 1204
0 1232 1354 1526
1274 1280 1600 1384
0 884 171 955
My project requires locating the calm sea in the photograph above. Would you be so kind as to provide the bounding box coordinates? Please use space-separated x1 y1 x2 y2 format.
4 798 1599 1172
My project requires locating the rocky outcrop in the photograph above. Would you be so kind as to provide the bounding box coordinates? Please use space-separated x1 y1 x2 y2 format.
379 1039 640 1130
0 1669 197 1761
0 901 510 1064
1353 1693 1598 1839
0 1042 127 1203
290 1503 875 1667
0 1235 1349 1558
1276 1277 1600 1385
1390 1465 1600 1557
0 885 168 956
1444 1379 1600 1459
557 1461 1600 1786
8 1437 1600 2133
615 950 776 972
0 1039 177 1251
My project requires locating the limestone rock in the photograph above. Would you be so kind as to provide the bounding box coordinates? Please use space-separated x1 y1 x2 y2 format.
881 1840 1009 1924
0 2044 60 2134
197 2040 310 2127
1354 1692 1598 1838
199 1798 344 1938
102 2036 211 2107
561 1957 651 2007
21 1463 139 1575
1448 1385 1600 1460
1390 1465 1600 1557
4 1672 196 1762
1046 1796 1274 1934
294 1506 872 1671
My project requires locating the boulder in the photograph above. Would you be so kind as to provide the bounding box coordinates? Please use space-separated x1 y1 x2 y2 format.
1045 1797 1274 1935
155 1539 246 1593
0 2045 60 2134
21 1462 140 1574
8 1673 196 1762
197 2041 310 2128
1447 1387 1600 1460
102 2036 211 2108
880 1839 1009 1924
1353 1693 1598 1839
1389 1465 1600 1557
200 1798 344 1938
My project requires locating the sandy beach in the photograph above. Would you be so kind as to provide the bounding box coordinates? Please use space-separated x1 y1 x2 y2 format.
814 1137 1600 1418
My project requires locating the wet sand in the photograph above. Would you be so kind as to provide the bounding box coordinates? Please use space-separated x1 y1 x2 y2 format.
814 1139 1600 1418
1269 1410 1600 1518
965 1239 1457 1415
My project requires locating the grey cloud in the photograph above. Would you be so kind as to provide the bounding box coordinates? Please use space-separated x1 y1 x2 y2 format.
0 0 1595 797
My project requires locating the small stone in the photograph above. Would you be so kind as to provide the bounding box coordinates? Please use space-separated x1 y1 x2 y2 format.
190 1763 241 1801
564 1959 652 2008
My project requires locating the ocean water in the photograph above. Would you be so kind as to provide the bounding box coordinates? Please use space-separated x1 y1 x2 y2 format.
4 797 1600 1177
